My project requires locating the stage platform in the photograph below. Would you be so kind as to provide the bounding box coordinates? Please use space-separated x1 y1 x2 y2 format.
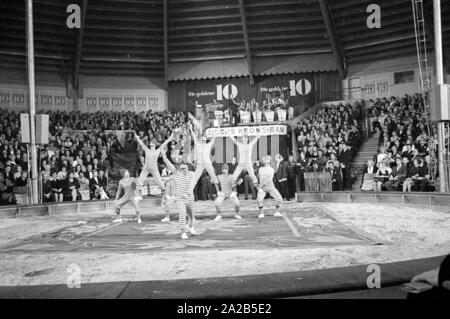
0 195 449 298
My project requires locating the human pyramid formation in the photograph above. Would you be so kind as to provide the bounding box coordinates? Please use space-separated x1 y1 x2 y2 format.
112 123 284 240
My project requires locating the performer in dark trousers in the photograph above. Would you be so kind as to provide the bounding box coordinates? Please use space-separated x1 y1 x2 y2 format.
273 153 289 200
338 144 353 190
296 152 309 191
286 155 298 200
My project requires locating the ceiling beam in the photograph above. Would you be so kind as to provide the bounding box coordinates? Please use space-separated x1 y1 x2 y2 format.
239 0 253 85
0 50 71 60
345 35 417 50
254 48 332 57
318 0 346 78
73 0 87 91
170 54 245 63
163 0 168 88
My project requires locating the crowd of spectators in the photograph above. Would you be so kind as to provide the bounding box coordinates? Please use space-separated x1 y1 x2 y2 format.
0 108 191 205
360 93 438 192
291 102 363 192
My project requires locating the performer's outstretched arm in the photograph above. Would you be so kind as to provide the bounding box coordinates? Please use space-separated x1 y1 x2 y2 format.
189 126 199 145
230 136 240 146
134 132 148 151
115 182 123 201
156 133 174 155
250 135 261 146
161 148 176 174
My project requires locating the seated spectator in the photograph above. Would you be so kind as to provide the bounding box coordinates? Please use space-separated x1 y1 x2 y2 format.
374 159 391 192
361 159 376 191
78 172 90 191
14 172 28 187
403 158 426 192
52 172 65 202
326 160 343 191
98 169 110 199
0 173 16 205
89 170 102 200
42 173 53 203
376 146 388 166
384 157 408 191
64 172 81 201
308 160 323 173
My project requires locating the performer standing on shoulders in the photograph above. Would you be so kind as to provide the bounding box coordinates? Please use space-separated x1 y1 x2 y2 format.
189 124 219 192
230 135 260 186
257 156 283 219
214 163 242 221
134 131 173 191
160 146 198 240
113 169 141 224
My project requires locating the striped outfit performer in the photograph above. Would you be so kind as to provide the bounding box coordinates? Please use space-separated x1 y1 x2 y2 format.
214 164 241 221
113 170 141 224
161 149 197 239
257 156 283 219
160 170 176 222
230 135 260 185
135 132 172 189
189 126 219 189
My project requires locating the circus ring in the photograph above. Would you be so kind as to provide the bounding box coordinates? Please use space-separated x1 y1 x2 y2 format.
0 192 449 299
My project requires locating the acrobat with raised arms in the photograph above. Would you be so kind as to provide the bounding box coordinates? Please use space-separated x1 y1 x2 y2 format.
134 132 173 191
230 135 261 186
189 124 219 190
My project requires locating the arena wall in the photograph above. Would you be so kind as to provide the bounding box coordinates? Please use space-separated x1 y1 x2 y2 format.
342 55 440 99
0 70 167 113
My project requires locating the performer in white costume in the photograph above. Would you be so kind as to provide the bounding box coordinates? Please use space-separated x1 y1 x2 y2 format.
160 165 176 222
189 125 219 189
135 132 173 190
214 163 242 221
230 135 260 185
257 156 283 219
113 170 142 224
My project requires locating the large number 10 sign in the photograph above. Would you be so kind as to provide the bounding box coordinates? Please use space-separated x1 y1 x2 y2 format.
289 79 312 96
216 84 238 101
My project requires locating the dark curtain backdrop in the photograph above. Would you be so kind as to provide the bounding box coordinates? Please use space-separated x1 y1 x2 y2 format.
314 71 342 103
168 71 341 113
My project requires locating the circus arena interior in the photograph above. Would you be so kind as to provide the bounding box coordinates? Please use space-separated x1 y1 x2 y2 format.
0 0 450 300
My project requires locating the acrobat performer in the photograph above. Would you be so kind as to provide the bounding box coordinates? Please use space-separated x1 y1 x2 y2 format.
160 166 175 223
113 169 142 224
230 135 260 185
214 163 242 221
189 124 219 189
161 147 198 240
135 132 173 190
257 156 283 219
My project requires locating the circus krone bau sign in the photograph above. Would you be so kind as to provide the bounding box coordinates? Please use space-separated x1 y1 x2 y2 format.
205 124 287 138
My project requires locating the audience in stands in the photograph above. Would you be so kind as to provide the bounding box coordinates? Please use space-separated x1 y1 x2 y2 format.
367 93 437 192
292 102 363 193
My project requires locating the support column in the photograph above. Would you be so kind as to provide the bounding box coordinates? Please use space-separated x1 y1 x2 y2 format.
433 0 448 193
26 0 39 204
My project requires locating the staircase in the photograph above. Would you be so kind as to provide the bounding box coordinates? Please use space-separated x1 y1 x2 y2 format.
351 133 380 192
108 140 139 195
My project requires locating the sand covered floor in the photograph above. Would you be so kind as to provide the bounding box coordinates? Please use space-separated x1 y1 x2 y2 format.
0 201 449 287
